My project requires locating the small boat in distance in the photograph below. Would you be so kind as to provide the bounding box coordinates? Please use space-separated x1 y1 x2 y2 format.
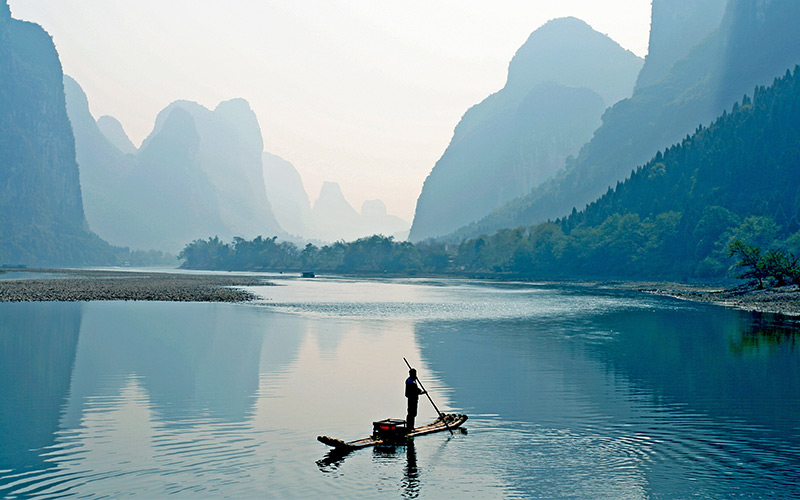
301 271 315 278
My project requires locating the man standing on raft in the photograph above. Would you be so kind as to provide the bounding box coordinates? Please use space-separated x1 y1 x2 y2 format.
405 368 425 430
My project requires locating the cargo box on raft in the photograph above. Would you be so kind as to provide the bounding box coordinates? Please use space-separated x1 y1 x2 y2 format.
372 418 408 442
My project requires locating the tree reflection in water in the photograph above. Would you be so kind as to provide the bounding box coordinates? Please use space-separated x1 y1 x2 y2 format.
728 312 800 355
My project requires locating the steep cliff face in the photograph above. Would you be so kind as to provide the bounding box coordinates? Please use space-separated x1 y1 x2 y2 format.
409 18 642 242
0 3 113 265
63 75 135 243
453 0 800 242
715 0 800 110
636 0 727 90
262 152 313 239
0 7 83 229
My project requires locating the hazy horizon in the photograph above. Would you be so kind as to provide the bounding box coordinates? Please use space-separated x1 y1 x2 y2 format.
8 0 651 222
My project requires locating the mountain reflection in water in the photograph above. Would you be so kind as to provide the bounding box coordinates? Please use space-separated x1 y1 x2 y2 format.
0 278 798 499
0 302 81 471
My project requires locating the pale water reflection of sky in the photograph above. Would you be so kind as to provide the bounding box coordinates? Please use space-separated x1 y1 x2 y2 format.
246 277 666 321
2 283 797 498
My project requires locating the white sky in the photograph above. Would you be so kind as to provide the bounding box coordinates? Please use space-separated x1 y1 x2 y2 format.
9 0 652 222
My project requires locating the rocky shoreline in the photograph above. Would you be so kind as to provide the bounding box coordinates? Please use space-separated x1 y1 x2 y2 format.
638 283 800 317
0 268 267 303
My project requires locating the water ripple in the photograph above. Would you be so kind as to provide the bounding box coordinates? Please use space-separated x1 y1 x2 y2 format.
457 411 800 499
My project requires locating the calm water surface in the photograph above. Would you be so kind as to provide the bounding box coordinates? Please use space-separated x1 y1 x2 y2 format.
1 275 798 499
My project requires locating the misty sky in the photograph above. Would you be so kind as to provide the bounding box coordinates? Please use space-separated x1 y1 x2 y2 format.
9 1 652 221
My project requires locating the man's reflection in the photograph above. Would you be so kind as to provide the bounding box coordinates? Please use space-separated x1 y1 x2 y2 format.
401 441 420 499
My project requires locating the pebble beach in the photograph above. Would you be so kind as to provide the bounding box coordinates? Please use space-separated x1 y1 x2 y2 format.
0 268 266 303
646 284 800 317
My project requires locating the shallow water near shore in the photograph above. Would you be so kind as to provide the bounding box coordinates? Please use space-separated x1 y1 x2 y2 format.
1 275 799 498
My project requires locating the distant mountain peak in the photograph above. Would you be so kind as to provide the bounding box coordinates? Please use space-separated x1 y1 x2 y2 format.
214 97 252 114
152 106 200 151
314 182 355 212
505 16 642 105
447 0 800 244
409 17 642 242
68 81 284 251
63 74 89 108
361 199 387 218
308 182 409 242
319 181 342 196
97 115 136 154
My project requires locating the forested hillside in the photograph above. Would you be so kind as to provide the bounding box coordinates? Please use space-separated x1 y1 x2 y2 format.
456 66 800 280
451 0 800 243
181 67 800 281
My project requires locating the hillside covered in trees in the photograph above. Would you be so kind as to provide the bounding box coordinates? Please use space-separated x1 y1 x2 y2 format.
448 0 800 243
512 66 800 280
180 66 800 283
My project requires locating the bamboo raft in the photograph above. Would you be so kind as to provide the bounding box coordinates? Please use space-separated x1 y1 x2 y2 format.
318 413 468 451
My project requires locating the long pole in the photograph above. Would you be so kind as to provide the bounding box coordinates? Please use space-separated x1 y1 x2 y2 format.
403 357 453 436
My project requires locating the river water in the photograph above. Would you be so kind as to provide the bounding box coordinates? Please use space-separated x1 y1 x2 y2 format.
0 275 798 499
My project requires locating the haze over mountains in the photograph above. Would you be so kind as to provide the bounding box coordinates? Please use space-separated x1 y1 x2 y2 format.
4 0 800 277
65 78 409 252
443 0 800 242
262 153 410 243
261 152 314 239
65 78 284 253
409 17 643 242
453 65 800 280
182 62 800 281
311 182 410 243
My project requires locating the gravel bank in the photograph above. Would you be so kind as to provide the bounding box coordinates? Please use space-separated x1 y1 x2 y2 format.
0 269 267 302
640 283 800 317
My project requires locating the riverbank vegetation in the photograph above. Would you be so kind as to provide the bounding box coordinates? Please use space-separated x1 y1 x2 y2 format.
181 67 800 287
